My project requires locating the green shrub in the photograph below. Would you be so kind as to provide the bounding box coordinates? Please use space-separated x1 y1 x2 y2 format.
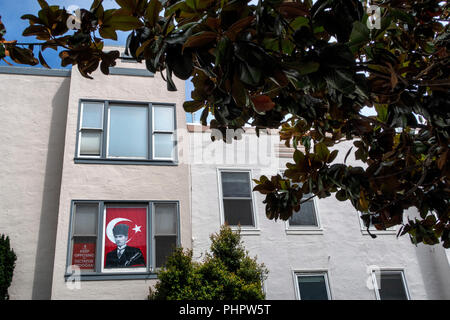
149 225 268 300
0 234 17 300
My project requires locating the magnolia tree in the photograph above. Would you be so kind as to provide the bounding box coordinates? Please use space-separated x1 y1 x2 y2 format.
1 0 449 246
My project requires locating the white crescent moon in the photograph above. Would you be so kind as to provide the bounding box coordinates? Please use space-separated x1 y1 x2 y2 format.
106 218 132 244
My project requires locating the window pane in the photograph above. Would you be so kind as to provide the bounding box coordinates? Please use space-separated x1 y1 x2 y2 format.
379 272 408 300
82 102 103 128
155 203 177 235
154 133 174 159
223 199 254 226
221 172 251 197
72 237 96 271
155 236 177 268
153 106 174 131
108 105 148 158
80 131 101 155
289 200 317 226
297 275 329 300
74 204 98 235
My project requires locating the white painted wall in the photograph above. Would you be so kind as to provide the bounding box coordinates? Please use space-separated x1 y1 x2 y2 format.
0 72 70 299
188 130 448 299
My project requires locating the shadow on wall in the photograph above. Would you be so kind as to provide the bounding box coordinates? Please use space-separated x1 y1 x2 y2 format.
31 77 70 299
415 243 450 299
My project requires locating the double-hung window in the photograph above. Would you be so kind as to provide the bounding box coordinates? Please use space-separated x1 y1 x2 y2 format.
287 193 321 231
76 100 176 163
371 270 410 300
67 200 179 280
218 170 256 228
359 212 396 235
294 272 332 300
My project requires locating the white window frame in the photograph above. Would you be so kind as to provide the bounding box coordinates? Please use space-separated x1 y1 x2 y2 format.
370 269 411 300
217 168 259 233
285 195 323 234
278 170 323 234
293 270 332 300
358 211 397 236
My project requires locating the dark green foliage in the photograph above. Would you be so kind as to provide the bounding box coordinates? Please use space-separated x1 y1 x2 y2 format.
148 225 268 300
0 235 17 300
12 0 450 248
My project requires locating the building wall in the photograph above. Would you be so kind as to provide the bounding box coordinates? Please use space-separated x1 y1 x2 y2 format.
188 129 447 299
50 54 190 299
0 70 70 299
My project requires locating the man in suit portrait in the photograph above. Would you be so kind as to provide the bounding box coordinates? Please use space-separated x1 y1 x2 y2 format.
105 224 146 268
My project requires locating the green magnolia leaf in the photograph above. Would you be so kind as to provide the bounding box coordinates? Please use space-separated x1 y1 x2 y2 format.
108 14 143 31
183 100 204 113
348 21 370 53
0 44 5 59
293 149 305 164
314 142 330 162
37 0 49 9
8 46 38 66
38 50 50 68
146 0 162 27
183 31 217 51
99 26 118 40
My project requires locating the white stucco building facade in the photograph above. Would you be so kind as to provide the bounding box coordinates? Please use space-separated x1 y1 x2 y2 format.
0 47 448 300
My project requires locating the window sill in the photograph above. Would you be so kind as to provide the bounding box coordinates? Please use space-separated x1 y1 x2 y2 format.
286 228 324 235
74 158 178 166
64 272 158 281
230 228 261 236
361 229 397 236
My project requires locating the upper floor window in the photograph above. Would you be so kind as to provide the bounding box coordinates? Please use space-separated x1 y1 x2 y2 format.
371 270 410 300
67 200 179 281
218 170 257 229
76 100 176 163
287 194 321 229
295 272 332 300
359 212 396 235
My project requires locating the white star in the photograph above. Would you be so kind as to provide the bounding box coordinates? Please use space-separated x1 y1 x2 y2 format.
132 224 142 233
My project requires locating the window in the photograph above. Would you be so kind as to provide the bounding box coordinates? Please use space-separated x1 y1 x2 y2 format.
76 100 176 163
287 194 320 229
359 212 396 234
218 170 256 228
67 201 179 280
295 272 331 300
371 270 410 300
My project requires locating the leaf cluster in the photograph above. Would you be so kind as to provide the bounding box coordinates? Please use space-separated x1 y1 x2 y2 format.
16 0 450 247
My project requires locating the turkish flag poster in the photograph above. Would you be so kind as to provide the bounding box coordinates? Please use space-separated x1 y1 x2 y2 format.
103 207 147 271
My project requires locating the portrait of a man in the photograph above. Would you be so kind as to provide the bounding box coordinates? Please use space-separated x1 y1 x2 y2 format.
105 223 146 268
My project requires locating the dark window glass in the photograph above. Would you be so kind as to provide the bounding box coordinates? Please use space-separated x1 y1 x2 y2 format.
223 199 254 226
297 275 330 300
155 236 177 268
378 272 408 300
289 197 317 226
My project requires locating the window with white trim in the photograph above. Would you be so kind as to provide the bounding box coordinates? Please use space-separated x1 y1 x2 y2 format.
371 270 410 300
67 201 179 280
295 272 331 300
219 170 256 228
287 193 320 228
359 212 396 233
77 100 176 162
